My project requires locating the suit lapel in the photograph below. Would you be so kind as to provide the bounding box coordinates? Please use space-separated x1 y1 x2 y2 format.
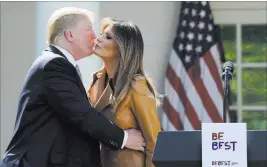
45 45 87 99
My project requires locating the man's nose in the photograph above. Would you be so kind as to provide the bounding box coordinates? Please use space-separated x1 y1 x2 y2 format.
91 31 96 40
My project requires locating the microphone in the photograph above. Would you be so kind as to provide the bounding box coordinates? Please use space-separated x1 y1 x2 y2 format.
221 61 234 123
222 61 234 82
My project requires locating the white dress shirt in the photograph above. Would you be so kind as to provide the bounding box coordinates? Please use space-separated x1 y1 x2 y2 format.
51 45 128 149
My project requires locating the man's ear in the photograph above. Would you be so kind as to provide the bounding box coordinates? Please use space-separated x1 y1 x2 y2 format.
64 30 74 42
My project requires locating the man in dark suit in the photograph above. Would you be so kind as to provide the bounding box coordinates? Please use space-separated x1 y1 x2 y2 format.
0 7 145 167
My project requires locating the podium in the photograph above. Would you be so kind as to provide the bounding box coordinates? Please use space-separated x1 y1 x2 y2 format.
152 130 267 167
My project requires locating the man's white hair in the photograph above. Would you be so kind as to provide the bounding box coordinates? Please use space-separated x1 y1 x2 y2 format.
47 7 95 45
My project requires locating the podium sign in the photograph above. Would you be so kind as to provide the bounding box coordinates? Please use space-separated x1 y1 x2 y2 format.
202 123 247 167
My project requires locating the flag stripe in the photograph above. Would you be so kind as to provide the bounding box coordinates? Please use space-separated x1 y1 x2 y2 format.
212 43 224 76
187 65 223 123
167 65 201 129
203 45 224 97
163 97 184 130
170 50 212 123
200 52 224 118
162 112 178 131
165 79 194 130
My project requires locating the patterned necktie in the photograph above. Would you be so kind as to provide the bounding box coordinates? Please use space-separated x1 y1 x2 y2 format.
75 64 82 80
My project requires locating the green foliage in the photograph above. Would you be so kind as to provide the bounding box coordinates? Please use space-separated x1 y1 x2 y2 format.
223 41 267 63
243 111 267 130
242 42 267 62
223 40 236 62
222 33 267 130
223 41 267 107
242 68 267 106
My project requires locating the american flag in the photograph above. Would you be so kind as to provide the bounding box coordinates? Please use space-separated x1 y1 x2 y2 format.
162 1 230 131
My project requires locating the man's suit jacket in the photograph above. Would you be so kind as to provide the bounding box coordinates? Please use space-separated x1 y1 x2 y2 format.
0 45 125 167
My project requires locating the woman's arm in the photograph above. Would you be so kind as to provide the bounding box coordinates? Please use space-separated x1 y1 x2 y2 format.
131 78 161 167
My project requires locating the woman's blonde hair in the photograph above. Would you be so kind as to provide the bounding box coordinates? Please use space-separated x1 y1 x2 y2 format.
100 18 161 108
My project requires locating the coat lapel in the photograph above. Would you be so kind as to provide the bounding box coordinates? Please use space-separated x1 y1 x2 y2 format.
88 69 113 111
94 82 113 111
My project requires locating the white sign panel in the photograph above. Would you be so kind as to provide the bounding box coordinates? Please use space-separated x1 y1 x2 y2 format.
202 123 247 167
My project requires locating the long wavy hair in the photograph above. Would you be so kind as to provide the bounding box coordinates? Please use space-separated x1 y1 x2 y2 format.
100 18 161 108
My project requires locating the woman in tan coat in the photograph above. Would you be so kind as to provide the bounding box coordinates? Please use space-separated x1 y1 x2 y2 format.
87 18 161 167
